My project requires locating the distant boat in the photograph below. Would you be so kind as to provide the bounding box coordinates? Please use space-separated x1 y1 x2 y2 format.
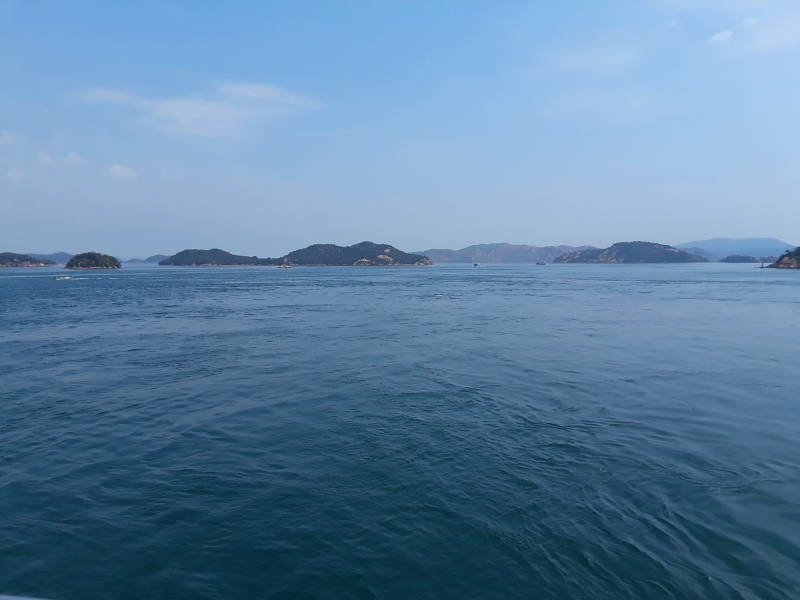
54 275 75 280
277 264 292 269
535 262 546 265
473 263 479 267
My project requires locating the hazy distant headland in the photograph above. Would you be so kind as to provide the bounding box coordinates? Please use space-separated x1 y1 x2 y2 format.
123 254 169 264
28 252 72 265
419 243 593 264
0 252 55 267
554 242 707 264
675 238 793 261
159 242 432 267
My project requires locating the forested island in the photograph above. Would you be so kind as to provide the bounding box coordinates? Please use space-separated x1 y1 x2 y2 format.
767 248 800 269
0 252 55 267
159 249 275 266
159 242 432 266
65 252 121 269
554 242 707 263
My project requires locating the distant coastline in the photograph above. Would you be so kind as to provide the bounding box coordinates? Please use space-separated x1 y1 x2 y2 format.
7 237 799 269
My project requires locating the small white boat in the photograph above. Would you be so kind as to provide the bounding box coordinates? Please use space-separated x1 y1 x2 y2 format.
54 275 76 280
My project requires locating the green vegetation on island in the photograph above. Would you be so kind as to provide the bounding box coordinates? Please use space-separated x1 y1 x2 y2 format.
0 252 55 267
159 242 432 267
554 242 707 264
767 247 800 269
65 252 122 269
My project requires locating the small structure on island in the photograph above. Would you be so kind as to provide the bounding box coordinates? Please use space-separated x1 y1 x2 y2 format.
65 252 122 269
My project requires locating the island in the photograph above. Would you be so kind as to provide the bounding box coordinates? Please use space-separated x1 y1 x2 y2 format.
0 252 55 267
554 241 708 263
65 252 122 269
282 242 431 266
159 249 277 266
767 248 800 269
159 242 432 267
720 255 759 263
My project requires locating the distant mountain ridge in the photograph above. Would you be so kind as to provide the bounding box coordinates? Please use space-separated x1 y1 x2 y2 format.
420 243 593 263
676 238 794 260
160 242 431 267
554 242 707 263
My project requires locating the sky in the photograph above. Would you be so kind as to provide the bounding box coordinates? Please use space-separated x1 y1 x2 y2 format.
1 0 799 257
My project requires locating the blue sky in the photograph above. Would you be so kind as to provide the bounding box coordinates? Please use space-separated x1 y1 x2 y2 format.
1 0 799 257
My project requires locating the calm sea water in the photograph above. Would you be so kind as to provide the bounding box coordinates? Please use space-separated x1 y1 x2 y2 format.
1 263 798 600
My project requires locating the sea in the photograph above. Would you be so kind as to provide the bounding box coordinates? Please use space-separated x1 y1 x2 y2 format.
1 263 798 600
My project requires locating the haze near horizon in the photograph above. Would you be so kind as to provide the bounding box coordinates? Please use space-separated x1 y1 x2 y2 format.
2 0 799 256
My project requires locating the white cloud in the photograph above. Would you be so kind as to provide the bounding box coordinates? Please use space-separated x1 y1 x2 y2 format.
709 29 734 44
0 130 19 145
37 151 86 166
6 168 26 181
669 18 681 28
65 152 85 166
554 45 642 75
743 17 760 26
107 164 137 179
81 82 319 138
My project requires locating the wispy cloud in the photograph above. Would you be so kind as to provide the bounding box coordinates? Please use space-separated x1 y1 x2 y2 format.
663 0 800 52
6 168 26 181
709 29 734 44
552 44 642 75
37 151 86 166
107 164 137 179
81 82 320 138
748 10 800 51
544 88 667 121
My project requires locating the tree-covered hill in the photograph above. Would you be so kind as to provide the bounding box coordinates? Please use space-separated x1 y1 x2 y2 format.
283 242 431 266
65 252 121 269
159 249 278 266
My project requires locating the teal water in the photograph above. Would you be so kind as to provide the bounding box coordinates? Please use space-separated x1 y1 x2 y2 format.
1 263 798 600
